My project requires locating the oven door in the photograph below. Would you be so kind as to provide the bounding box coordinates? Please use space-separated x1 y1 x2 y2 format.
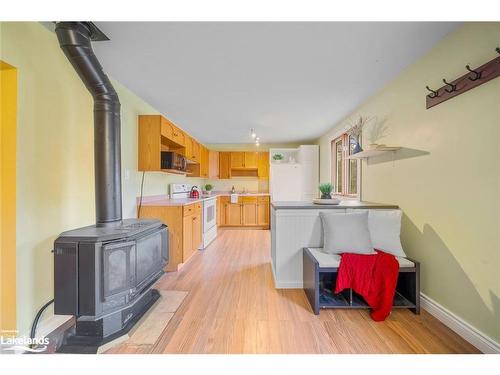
203 199 216 232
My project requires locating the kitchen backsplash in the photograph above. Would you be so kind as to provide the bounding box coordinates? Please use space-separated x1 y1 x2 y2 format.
137 172 268 197
203 178 269 193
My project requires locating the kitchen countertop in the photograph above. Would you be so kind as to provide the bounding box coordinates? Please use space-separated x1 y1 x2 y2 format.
138 192 270 207
271 200 399 210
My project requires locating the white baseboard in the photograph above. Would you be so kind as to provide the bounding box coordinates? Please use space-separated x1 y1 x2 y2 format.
271 265 303 289
420 293 500 354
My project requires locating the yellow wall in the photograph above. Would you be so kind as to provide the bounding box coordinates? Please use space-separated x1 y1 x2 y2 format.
318 22 500 343
0 22 205 334
0 60 17 334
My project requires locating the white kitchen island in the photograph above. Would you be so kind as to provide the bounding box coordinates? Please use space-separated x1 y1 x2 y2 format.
270 200 399 288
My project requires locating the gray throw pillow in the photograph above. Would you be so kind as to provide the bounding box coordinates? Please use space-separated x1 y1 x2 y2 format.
319 211 374 255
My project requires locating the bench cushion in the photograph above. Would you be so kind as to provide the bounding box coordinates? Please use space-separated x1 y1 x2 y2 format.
306 248 414 268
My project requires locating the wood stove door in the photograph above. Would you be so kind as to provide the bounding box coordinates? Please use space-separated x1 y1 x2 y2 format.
135 228 167 289
102 241 136 299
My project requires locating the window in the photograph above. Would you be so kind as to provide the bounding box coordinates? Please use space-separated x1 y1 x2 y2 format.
331 134 360 198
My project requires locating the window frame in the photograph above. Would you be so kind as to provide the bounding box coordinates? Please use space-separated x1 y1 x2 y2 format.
330 133 361 199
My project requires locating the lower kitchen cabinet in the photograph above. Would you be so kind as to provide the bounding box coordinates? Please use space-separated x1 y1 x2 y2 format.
218 195 270 229
183 209 202 262
226 201 243 226
242 203 258 225
257 201 270 226
139 202 202 271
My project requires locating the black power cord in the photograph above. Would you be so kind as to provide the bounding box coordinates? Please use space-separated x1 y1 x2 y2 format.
30 299 54 348
137 171 146 218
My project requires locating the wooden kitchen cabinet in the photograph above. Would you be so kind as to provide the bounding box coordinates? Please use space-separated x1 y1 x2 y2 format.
139 202 202 271
258 152 269 179
209 150 219 179
218 195 270 229
169 121 185 147
139 115 185 171
257 202 270 226
182 214 193 260
216 196 222 226
185 136 200 163
187 142 208 178
242 202 258 225
244 152 258 168
160 116 174 139
200 145 209 178
184 134 192 159
139 114 209 174
192 140 200 162
183 210 202 261
219 152 232 179
230 151 259 169
226 202 243 226
230 152 245 169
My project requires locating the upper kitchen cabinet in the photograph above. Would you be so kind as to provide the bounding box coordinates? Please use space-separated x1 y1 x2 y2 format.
139 114 208 175
217 151 269 179
258 152 269 179
230 152 245 169
187 144 209 178
139 115 185 172
200 145 209 178
209 151 219 179
230 152 258 169
184 135 201 163
219 152 232 179
244 152 258 169
161 116 185 147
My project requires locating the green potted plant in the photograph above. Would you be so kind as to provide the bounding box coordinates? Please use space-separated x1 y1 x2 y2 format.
272 153 284 163
319 183 334 199
203 184 214 195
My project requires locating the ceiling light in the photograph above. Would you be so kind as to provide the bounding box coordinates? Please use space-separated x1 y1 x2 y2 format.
251 128 257 139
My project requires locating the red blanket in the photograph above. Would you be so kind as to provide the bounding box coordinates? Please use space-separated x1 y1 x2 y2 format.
335 250 399 321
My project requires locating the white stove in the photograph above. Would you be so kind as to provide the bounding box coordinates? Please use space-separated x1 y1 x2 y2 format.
169 183 192 199
169 183 217 249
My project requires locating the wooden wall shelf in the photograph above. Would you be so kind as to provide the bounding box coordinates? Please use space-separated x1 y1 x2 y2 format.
347 147 401 159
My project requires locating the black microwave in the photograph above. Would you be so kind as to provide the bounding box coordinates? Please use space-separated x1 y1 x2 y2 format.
161 151 187 171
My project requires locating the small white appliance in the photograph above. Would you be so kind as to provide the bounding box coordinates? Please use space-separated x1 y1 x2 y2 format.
269 145 319 202
169 183 217 249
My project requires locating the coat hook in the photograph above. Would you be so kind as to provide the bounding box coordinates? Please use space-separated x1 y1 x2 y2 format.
497 47 500 62
425 85 439 98
442 78 457 93
465 65 481 81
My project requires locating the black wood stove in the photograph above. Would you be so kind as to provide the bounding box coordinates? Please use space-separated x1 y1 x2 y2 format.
53 22 168 353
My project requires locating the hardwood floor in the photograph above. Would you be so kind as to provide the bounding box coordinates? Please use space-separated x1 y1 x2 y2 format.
105 229 480 354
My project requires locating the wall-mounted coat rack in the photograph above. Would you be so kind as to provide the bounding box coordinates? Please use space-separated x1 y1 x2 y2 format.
425 48 500 109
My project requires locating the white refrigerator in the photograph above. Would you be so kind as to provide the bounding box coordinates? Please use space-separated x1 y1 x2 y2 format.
270 164 302 201
269 145 319 202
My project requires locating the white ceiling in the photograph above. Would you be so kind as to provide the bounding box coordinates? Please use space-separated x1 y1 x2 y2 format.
90 22 458 144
